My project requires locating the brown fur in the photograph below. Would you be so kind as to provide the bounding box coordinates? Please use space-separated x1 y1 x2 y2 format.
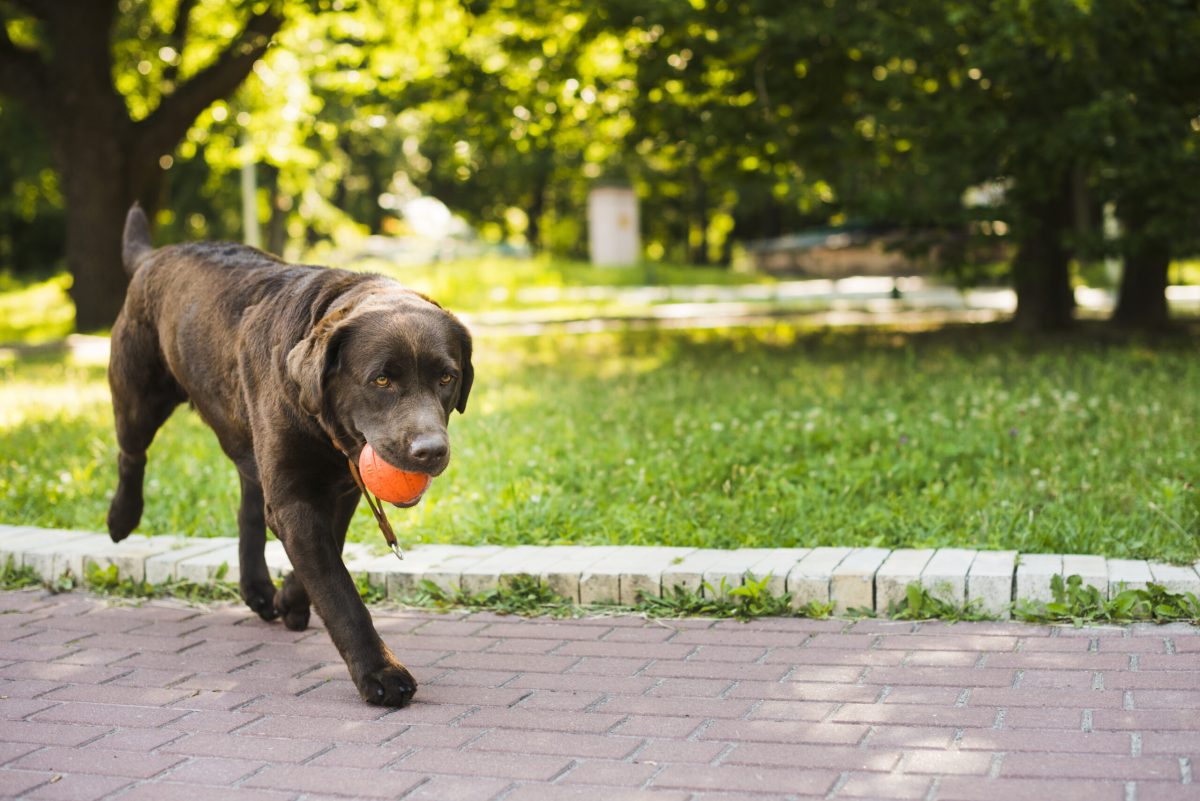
107 205 473 706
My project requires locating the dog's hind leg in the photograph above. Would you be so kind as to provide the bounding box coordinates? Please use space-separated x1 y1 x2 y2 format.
236 472 280 622
106 317 184 543
273 487 360 632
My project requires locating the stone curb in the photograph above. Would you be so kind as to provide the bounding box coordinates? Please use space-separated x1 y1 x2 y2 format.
2 524 1198 618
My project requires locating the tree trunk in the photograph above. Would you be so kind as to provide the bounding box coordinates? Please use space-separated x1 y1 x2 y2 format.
59 148 133 332
1011 181 1075 332
1112 235 1171 330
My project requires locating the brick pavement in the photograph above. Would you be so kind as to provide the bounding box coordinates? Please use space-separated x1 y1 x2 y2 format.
0 588 1196 800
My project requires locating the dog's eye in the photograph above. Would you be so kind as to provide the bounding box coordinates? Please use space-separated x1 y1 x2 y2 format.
439 373 454 386
373 375 391 388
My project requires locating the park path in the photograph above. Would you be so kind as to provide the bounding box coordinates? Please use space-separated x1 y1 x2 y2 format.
0 588 1196 801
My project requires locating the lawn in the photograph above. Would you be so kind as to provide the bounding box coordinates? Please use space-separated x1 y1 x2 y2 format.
2 321 1197 563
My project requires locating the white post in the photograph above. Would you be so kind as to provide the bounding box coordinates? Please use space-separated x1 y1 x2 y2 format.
241 133 261 248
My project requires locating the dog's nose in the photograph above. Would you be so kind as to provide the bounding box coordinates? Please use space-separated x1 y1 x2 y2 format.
408 433 448 469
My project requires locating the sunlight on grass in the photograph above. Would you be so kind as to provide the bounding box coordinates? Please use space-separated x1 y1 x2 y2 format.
1 324 1198 563
0 273 75 344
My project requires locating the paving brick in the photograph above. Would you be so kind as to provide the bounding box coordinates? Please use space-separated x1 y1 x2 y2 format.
243 765 425 797
698 719 868 745
21 771 135 801
160 732 329 763
161 756 266 785
875 548 935 613
838 774 933 799
560 760 659 786
724 742 900 771
832 703 997 728
1108 558 1153 595
0 720 112 746
460 706 626 733
392 776 510 801
967 549 1017 618
396 747 573 781
1002 753 1179 780
956 729 1131 754
936 776 1128 801
829 547 890 613
0 769 56 798
651 763 838 795
12 746 186 778
787 546 852 607
468 729 641 759
505 786 690 801
112 783 295 801
1015 554 1062 603
902 749 994 774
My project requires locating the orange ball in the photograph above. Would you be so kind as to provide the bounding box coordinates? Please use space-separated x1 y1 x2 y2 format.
358 443 431 505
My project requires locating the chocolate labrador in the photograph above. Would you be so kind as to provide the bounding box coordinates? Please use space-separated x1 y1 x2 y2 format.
106 205 472 706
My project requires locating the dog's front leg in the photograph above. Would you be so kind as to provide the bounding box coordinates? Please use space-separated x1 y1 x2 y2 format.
264 489 417 707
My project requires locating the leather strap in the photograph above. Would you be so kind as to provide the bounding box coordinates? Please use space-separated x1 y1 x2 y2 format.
330 431 404 560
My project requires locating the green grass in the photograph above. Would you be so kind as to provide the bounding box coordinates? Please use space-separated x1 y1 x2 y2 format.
1 323 1199 562
0 273 75 344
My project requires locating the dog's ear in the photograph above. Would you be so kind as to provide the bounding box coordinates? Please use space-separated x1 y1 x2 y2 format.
454 320 474 414
286 311 352 417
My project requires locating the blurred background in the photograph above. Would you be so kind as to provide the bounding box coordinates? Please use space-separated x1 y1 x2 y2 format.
1 0 1198 335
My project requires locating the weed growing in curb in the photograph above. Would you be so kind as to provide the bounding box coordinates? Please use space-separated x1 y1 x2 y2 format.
82 561 242 604
887 583 994 623
1014 574 1200 625
408 575 575 616
0 557 41 590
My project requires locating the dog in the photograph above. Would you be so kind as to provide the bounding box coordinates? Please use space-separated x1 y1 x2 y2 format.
106 205 472 706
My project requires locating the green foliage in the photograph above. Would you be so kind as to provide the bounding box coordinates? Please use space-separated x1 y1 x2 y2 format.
637 574 824 622
0 556 41 590
82 560 243 604
355 572 387 605
409 575 573 617
888 582 993 623
1015 574 1200 626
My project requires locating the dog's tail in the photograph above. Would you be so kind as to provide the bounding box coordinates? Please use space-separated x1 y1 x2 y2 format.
122 203 153 275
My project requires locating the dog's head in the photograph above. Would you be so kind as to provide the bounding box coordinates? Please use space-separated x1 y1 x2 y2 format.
286 285 473 491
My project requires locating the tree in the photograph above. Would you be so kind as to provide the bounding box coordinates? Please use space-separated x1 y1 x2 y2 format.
0 0 282 330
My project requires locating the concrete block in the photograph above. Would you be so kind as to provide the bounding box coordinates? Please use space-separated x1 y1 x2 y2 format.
145 538 235 585
175 542 241 583
829 547 890 613
1107 558 1153 596
541 546 627 603
740 548 811 599
578 547 696 605
660 549 731 596
788 547 852 609
1061 554 1109 597
22 533 177 583
0 527 95 572
1147 562 1200 596
874 549 935 614
920 548 978 606
385 545 504 596
459 545 591 596
1015 554 1062 604
967 550 1016 619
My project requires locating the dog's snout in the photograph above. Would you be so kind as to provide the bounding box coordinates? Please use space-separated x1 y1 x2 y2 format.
408 432 449 469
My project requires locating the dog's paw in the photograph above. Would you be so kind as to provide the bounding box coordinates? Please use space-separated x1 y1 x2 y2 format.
359 663 417 707
273 575 311 631
241 579 279 622
106 491 142 543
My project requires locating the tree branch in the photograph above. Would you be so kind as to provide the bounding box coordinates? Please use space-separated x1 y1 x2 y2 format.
0 15 52 124
134 6 283 160
162 0 198 88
